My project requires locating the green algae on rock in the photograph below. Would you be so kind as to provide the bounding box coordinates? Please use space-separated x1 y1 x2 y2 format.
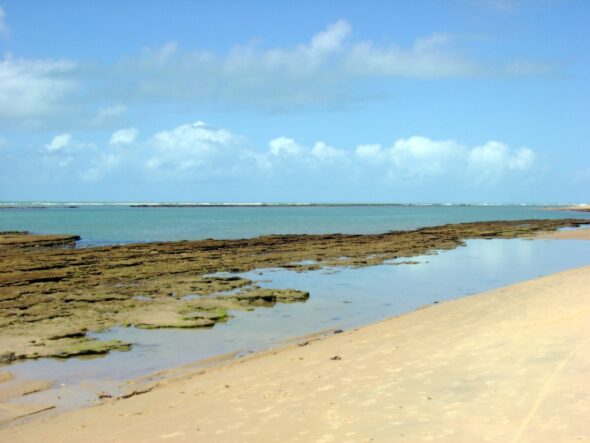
1 218 589 362
225 287 310 305
0 231 80 249
49 339 131 358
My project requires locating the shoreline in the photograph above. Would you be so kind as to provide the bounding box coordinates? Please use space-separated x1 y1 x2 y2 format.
2 248 590 441
1 225 589 437
545 205 590 213
2 218 587 365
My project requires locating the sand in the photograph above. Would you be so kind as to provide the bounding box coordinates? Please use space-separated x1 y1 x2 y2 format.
546 205 590 213
537 226 590 240
2 259 590 441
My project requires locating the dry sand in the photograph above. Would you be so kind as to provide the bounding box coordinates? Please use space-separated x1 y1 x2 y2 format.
3 243 590 441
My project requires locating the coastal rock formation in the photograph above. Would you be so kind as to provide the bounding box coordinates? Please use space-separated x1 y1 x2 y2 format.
0 231 80 249
225 287 310 305
0 219 588 362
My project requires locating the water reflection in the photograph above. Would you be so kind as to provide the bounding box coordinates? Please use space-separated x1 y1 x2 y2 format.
7 238 590 410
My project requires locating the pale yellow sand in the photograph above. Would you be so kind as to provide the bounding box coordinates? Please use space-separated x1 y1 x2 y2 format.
537 226 590 240
3 260 590 442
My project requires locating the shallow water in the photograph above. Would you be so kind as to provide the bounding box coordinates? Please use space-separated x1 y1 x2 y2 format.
7 237 590 412
1 205 588 246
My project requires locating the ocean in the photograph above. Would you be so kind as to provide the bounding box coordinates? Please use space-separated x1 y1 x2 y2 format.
1 204 588 245
4 203 590 413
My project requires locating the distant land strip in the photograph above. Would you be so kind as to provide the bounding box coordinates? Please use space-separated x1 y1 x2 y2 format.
1 202 588 209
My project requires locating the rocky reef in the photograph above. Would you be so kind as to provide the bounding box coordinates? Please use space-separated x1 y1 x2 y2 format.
0 218 587 362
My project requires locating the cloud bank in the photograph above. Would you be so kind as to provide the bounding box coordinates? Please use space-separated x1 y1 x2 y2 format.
0 20 554 127
0 54 77 121
39 120 535 190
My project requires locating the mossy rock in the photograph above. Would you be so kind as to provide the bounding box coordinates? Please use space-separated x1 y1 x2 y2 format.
51 339 131 358
181 307 231 322
227 288 309 305
134 318 215 329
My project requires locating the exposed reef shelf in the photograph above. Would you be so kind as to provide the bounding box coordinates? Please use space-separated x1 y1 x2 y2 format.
0 218 588 362
0 232 80 249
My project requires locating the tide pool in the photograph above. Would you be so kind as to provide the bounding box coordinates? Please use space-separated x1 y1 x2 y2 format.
7 236 590 413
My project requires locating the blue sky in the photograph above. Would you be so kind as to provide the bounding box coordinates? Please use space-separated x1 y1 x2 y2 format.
0 0 588 203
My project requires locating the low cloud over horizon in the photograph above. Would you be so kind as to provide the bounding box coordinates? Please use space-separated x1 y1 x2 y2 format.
20 120 537 200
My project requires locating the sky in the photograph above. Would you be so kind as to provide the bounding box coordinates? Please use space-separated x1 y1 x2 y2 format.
0 0 589 203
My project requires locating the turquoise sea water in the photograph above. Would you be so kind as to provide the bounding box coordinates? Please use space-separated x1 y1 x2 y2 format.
1 205 589 245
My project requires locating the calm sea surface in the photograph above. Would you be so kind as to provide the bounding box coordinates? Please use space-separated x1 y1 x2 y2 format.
1 205 588 245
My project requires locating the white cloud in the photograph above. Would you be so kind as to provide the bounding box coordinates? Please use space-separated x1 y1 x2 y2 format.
355 144 384 162
223 20 350 77
142 41 179 65
311 141 345 161
508 147 535 170
389 137 463 177
121 122 352 181
45 133 73 153
0 54 77 121
0 6 9 37
56 156 73 168
269 137 303 157
355 136 464 179
77 20 550 115
240 150 273 171
267 137 347 167
345 33 482 78
354 136 537 183
146 121 241 175
306 19 351 60
152 121 237 152
0 20 556 126
109 127 138 146
266 134 536 184
468 141 535 183
43 133 94 172
118 21 354 110
92 104 127 126
81 152 121 181
33 119 538 189
121 23 479 110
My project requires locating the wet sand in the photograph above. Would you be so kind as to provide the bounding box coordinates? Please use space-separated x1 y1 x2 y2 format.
2 232 590 442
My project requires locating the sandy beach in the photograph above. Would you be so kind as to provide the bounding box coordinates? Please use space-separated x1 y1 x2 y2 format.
1 229 588 442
